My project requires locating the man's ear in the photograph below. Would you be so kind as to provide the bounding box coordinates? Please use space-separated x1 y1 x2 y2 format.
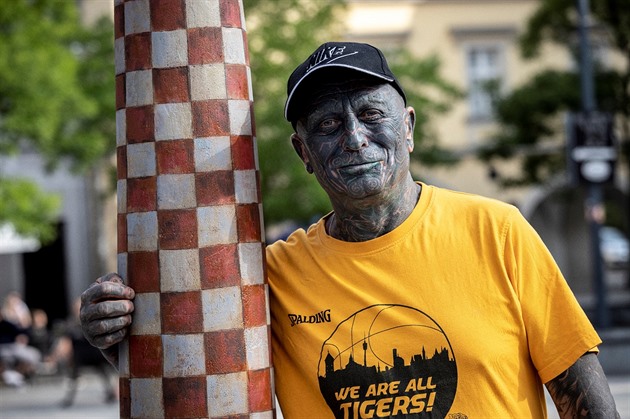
291 133 313 174
405 106 416 152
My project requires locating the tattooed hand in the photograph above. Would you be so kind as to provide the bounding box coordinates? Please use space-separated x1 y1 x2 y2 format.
79 273 135 369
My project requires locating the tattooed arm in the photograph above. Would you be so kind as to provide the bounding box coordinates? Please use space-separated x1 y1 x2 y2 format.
545 352 619 418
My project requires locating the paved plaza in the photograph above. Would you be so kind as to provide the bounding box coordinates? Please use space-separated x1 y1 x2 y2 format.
0 371 628 418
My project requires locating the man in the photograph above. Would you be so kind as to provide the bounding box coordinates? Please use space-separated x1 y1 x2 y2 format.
81 42 619 418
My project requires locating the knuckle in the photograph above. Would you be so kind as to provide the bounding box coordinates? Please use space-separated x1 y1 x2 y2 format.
122 314 133 327
99 282 116 295
93 303 108 318
103 272 121 283
95 319 113 335
103 329 126 347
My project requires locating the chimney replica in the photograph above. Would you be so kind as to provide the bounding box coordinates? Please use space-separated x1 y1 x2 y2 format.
114 0 274 417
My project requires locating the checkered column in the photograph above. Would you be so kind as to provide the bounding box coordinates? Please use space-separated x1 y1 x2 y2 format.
114 0 274 417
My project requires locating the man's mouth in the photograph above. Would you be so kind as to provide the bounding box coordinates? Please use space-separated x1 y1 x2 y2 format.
337 161 381 174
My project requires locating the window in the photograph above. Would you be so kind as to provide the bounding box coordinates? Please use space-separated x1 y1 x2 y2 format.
466 45 504 120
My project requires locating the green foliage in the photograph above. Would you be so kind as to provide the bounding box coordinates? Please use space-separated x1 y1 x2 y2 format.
389 51 464 167
521 0 630 60
0 178 60 244
480 0 630 188
0 0 114 240
245 0 462 225
61 16 116 171
519 0 575 59
479 70 580 186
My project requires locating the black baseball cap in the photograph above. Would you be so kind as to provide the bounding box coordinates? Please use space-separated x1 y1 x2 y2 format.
284 42 407 122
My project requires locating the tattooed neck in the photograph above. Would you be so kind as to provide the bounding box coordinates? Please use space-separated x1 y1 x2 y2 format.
326 182 421 242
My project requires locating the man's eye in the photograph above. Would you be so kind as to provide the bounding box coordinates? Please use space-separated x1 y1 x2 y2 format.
319 119 338 131
361 109 382 121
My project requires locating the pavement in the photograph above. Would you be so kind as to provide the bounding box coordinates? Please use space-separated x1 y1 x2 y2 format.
0 371 628 418
0 372 118 419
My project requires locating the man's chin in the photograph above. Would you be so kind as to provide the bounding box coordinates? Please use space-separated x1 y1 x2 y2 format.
345 177 385 199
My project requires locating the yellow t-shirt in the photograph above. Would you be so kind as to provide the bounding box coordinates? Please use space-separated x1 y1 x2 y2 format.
266 184 600 418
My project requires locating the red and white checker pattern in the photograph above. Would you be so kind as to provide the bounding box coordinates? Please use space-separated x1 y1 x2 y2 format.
115 0 274 417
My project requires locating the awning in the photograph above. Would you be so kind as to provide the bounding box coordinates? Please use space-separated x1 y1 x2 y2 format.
0 224 41 254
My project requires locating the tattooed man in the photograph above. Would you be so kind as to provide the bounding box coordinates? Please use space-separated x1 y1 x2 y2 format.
80 42 619 418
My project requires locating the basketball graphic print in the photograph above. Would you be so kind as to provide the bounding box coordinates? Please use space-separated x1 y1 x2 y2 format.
318 305 457 418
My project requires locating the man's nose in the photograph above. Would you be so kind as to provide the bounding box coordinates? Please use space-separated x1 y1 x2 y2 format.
342 115 368 150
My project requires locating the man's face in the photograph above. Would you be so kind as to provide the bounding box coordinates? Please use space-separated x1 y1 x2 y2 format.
292 80 415 202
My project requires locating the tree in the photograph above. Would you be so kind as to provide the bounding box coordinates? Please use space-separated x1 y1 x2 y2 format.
478 0 629 193
0 178 60 243
245 0 462 226
0 0 115 243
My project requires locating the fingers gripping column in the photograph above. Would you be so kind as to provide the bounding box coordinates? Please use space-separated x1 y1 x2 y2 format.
115 0 273 417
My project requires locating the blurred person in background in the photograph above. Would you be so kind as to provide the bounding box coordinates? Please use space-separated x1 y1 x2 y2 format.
29 308 52 360
47 297 117 407
1 291 32 332
0 294 40 387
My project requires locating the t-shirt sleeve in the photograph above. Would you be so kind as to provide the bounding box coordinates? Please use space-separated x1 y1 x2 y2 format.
503 208 601 383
